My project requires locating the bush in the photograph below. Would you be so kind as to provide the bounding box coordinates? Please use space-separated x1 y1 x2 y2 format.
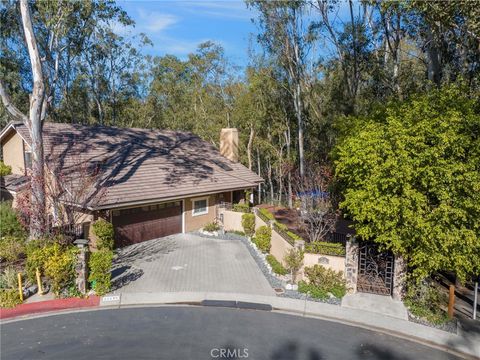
304 241 346 256
0 236 26 263
253 226 271 253
274 222 303 243
404 279 449 325
25 238 54 282
203 222 220 232
0 267 19 289
258 208 275 221
266 254 287 275
88 249 113 295
298 281 329 300
0 201 26 237
232 203 250 213
0 161 12 176
43 243 78 297
283 248 304 283
241 213 255 237
0 288 22 308
92 219 115 250
302 265 347 299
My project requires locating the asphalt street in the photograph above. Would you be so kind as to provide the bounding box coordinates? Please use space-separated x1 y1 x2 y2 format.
1 306 462 360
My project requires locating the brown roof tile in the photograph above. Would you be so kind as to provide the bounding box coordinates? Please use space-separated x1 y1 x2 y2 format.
14 122 263 209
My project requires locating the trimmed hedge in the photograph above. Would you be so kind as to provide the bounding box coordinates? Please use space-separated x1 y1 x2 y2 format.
88 249 114 296
304 241 346 256
232 203 250 213
92 219 115 250
266 254 288 275
257 208 275 222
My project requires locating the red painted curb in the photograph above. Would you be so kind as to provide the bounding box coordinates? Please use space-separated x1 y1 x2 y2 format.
0 296 100 320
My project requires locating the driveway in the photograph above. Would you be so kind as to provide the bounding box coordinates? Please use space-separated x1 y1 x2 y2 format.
110 233 275 296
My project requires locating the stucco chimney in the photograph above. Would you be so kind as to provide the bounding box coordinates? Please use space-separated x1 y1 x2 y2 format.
220 128 239 162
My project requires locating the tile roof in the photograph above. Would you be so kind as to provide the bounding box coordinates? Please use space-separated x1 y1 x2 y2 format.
12 122 263 209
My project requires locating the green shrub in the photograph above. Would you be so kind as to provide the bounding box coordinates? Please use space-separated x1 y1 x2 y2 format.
88 249 113 295
0 266 19 289
302 264 347 299
0 236 26 263
92 219 115 250
298 281 329 300
0 202 26 237
266 254 287 275
404 279 449 325
43 243 78 297
258 208 275 221
0 288 22 308
283 248 304 283
241 213 255 237
25 238 54 282
0 161 12 176
304 241 346 256
273 222 303 243
232 203 250 213
253 225 271 253
203 222 220 232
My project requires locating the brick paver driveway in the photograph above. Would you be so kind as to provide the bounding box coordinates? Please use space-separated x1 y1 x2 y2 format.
110 233 275 296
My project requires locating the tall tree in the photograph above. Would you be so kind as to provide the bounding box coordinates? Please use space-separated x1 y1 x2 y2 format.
248 0 312 178
0 0 46 238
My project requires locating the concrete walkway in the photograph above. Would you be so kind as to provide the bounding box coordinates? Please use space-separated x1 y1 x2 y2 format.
100 291 480 359
110 234 275 296
341 292 408 320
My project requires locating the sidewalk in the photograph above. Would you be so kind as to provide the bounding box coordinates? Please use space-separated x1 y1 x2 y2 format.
101 291 480 359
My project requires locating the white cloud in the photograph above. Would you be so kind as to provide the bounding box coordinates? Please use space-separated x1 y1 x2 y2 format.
137 9 179 33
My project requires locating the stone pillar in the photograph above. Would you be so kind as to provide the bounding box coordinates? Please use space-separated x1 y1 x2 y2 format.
345 237 359 294
74 239 89 295
392 255 406 301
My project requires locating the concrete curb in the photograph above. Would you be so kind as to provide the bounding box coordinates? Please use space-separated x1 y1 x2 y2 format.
0 296 100 320
101 291 479 359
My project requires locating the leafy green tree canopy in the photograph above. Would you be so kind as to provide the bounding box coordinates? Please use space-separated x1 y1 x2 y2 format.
335 85 480 281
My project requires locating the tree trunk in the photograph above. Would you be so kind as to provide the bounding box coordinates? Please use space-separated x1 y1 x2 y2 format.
247 124 255 170
20 0 47 238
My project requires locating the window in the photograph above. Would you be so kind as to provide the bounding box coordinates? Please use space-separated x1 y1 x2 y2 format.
192 198 208 216
24 151 32 170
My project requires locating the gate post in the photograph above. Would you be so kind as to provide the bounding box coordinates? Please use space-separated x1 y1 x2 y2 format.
345 236 359 294
392 255 406 301
74 239 89 295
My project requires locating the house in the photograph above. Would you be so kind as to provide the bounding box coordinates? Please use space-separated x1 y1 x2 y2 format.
0 122 263 247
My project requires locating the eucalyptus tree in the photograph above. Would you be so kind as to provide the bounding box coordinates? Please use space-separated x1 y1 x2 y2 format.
248 0 313 179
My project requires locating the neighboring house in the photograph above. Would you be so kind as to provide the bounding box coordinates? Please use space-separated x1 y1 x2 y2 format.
0 122 262 247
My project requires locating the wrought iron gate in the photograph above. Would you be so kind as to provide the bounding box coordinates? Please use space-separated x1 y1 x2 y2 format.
357 243 394 296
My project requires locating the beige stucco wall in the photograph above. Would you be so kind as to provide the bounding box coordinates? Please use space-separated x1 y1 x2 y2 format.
220 209 244 232
254 212 269 231
271 228 294 267
184 194 217 232
1 131 26 175
302 253 346 274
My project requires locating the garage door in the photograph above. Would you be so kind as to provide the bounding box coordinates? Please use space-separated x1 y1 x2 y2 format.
112 201 182 247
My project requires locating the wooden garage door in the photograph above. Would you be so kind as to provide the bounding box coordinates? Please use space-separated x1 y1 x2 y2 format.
112 201 182 247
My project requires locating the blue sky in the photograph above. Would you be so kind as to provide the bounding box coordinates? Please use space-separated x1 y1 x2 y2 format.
115 0 259 66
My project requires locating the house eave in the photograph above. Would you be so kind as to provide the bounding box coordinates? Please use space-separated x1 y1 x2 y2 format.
91 185 260 211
